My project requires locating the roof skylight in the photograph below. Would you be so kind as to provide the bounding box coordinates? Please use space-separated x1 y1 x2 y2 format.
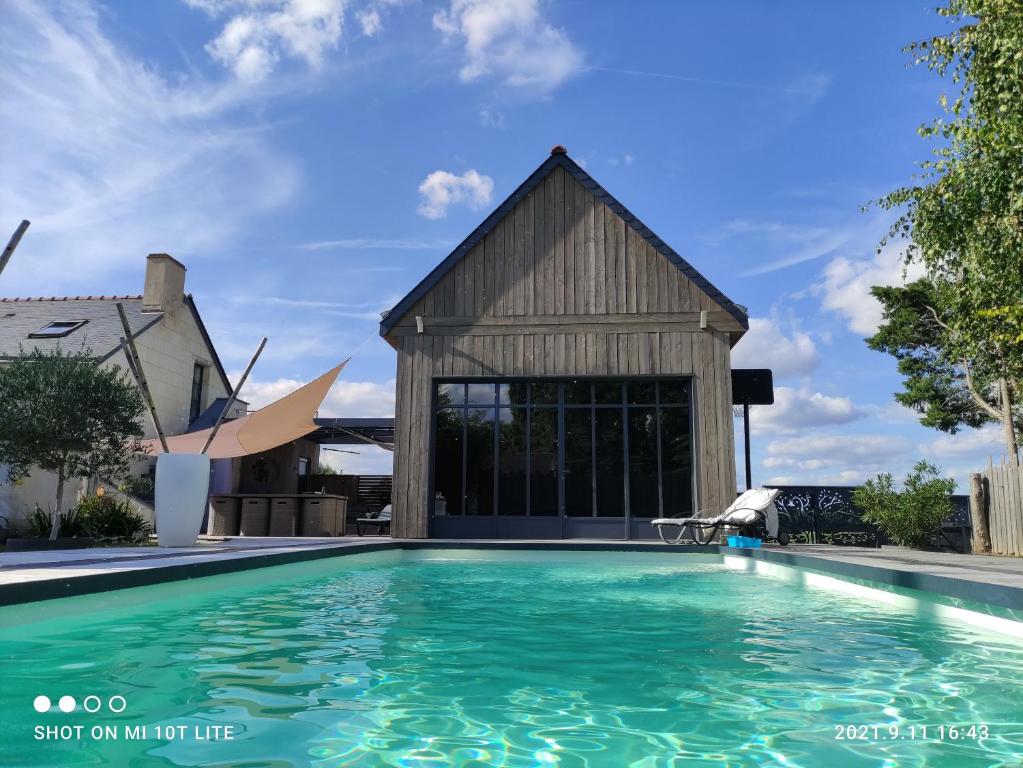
28 320 88 338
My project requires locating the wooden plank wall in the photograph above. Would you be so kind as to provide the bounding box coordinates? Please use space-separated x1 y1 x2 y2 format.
389 329 736 538
982 463 1023 556
387 165 741 538
404 166 739 323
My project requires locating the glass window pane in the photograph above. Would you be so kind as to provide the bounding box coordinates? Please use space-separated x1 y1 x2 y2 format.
464 408 495 515
433 408 463 516
564 380 592 405
436 383 465 407
467 382 496 405
594 408 625 517
660 405 693 517
594 382 623 404
659 380 689 404
529 408 558 516
628 408 659 517
498 383 529 406
564 408 593 516
530 382 558 405
497 408 528 515
626 381 655 405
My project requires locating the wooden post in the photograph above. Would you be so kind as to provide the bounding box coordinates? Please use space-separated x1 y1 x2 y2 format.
0 220 30 278
743 402 752 491
200 337 267 455
970 472 991 554
116 303 170 453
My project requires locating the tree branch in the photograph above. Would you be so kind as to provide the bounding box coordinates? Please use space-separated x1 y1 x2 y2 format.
962 360 1003 420
924 303 1003 420
923 304 949 329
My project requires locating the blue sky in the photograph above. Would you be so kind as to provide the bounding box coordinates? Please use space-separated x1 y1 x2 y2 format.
0 0 1004 484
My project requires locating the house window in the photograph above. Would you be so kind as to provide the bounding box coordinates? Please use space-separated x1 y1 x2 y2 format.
189 363 206 423
28 320 88 338
432 379 694 519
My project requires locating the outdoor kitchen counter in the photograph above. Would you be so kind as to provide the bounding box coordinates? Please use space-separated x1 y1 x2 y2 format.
210 495 349 537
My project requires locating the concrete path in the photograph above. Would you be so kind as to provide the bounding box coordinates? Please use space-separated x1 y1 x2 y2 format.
0 537 366 587
785 544 1023 590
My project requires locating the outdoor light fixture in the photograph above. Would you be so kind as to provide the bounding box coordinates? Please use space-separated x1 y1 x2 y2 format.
415 315 424 334
699 309 708 329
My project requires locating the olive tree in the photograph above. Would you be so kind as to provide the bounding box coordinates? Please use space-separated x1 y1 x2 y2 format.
0 348 147 539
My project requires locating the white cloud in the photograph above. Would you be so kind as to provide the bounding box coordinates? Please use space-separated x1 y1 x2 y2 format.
918 425 1004 459
300 237 454 251
186 0 344 83
787 72 832 103
417 169 494 219
241 375 396 416
731 317 818 379
820 242 925 336
0 0 298 293
356 8 382 36
763 433 912 485
319 444 393 475
742 229 852 276
478 106 506 129
433 0 583 92
748 386 862 436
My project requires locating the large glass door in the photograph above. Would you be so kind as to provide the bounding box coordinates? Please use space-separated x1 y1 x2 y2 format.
430 378 693 539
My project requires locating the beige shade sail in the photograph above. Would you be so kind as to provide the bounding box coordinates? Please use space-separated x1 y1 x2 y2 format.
145 362 347 459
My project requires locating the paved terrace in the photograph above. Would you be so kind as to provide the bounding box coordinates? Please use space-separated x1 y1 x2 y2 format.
1 539 1023 611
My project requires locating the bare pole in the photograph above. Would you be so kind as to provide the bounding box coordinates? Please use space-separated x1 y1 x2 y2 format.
0 220 30 278
201 337 266 455
116 303 169 453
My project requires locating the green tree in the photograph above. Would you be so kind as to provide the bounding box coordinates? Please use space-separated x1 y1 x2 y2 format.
868 279 1021 440
853 460 956 548
875 0 1023 464
0 348 147 539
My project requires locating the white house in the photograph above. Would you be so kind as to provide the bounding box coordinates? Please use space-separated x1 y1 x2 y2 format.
0 254 241 527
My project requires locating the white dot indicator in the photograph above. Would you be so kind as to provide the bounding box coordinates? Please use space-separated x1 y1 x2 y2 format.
33 695 51 713
58 696 76 713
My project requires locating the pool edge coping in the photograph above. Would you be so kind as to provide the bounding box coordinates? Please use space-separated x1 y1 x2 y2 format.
1 541 1021 616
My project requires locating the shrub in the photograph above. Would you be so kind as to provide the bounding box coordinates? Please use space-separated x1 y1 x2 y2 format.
117 475 154 502
853 460 955 548
75 495 151 541
23 506 90 538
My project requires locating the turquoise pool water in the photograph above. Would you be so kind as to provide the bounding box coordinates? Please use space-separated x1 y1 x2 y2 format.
1 550 1022 767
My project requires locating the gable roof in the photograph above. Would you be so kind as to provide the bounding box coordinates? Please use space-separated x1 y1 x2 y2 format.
0 296 159 359
380 149 748 336
0 294 232 393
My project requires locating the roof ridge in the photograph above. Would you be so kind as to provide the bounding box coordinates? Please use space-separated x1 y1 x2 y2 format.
0 295 143 303
379 150 748 335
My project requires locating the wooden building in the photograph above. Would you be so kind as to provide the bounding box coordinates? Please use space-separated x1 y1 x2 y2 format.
380 147 748 539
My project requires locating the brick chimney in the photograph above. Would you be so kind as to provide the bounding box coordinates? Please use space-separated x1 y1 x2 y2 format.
142 253 186 314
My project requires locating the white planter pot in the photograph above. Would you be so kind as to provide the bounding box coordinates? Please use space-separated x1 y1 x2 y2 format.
155 453 211 547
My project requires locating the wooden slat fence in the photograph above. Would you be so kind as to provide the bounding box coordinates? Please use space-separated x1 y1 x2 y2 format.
977 463 1023 556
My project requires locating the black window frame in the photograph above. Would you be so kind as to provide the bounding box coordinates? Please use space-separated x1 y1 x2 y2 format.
429 377 696 520
27 319 89 339
189 363 207 423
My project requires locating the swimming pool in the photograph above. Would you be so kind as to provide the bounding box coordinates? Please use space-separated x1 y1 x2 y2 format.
1 549 1021 767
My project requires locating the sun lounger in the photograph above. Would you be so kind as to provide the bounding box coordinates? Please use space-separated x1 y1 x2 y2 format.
356 504 391 536
651 488 788 545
